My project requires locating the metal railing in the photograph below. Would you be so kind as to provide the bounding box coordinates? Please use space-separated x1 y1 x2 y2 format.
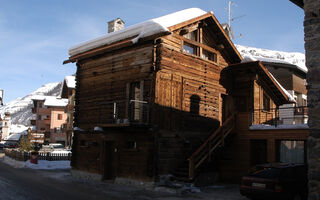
98 100 150 125
250 106 308 127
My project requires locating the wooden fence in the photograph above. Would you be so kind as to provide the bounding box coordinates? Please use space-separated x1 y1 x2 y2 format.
4 149 72 161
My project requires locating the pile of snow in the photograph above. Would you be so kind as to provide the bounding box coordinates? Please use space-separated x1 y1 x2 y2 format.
236 45 307 73
3 156 71 170
0 82 62 125
69 8 207 56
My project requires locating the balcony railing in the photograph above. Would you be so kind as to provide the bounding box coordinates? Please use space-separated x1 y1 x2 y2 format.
250 106 308 127
98 100 150 126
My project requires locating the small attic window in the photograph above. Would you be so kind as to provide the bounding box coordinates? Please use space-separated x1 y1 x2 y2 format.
183 30 197 41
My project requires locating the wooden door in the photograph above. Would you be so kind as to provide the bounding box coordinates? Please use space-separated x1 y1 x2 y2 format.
103 141 118 180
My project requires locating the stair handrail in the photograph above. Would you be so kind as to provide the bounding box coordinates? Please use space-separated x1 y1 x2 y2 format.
188 112 237 179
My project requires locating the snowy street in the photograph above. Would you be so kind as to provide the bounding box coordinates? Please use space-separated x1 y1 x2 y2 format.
0 153 246 200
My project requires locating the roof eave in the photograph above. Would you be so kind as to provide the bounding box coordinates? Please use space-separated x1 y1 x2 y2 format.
290 0 304 8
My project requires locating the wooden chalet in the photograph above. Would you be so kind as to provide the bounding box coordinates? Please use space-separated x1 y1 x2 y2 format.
64 8 308 183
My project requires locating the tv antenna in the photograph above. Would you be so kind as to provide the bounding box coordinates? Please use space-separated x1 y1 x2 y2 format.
225 1 245 39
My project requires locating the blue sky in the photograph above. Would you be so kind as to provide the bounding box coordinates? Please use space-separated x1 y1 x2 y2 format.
0 0 304 103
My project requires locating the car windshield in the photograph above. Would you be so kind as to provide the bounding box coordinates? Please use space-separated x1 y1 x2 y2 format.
249 167 281 179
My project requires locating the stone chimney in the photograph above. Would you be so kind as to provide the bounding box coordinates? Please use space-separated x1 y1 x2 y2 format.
108 18 125 33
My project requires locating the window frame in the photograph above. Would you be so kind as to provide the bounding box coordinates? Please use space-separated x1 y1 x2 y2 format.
179 28 218 64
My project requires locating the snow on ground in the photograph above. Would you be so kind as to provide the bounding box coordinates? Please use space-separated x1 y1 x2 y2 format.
69 8 207 56
2 156 71 170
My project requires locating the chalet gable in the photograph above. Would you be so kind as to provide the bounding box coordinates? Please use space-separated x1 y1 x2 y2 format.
224 61 294 106
64 8 241 64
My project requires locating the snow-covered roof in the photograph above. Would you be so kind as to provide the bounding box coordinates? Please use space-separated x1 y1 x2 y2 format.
64 76 76 89
266 70 296 103
236 45 307 73
31 95 47 101
69 8 207 57
44 96 68 107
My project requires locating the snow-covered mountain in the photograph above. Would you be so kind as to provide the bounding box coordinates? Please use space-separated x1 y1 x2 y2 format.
0 82 62 125
236 44 307 73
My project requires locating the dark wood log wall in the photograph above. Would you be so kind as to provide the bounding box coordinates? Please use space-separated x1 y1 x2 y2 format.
74 43 154 130
154 34 230 174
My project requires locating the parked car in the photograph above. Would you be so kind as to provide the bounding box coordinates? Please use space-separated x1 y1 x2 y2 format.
240 163 308 200
4 141 19 148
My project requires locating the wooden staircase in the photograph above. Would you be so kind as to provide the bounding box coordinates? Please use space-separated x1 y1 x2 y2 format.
173 113 236 181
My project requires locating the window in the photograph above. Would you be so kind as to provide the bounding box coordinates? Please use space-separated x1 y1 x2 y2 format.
183 42 197 55
278 140 305 163
202 49 217 62
57 114 63 120
263 93 270 111
38 115 41 120
183 30 197 41
129 82 142 121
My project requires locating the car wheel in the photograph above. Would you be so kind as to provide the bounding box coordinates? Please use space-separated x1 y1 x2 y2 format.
293 193 302 200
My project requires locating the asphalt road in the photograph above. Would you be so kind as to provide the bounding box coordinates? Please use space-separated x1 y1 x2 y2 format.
0 155 247 200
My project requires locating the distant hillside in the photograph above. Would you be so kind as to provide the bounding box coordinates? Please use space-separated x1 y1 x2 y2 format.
0 82 62 125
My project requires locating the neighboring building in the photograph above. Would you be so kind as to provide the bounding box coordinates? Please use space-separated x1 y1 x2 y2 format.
64 8 308 183
61 75 76 148
236 45 308 125
1 112 11 140
31 96 68 145
290 0 320 199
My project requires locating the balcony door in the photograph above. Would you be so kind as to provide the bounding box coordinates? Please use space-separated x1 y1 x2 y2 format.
129 81 143 122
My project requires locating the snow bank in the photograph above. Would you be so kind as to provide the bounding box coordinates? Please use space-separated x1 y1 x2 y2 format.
69 8 207 56
2 156 71 170
236 44 306 73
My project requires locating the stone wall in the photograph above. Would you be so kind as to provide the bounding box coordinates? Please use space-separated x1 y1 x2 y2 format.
303 0 320 199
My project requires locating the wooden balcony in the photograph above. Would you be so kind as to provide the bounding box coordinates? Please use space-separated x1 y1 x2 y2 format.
250 106 308 127
97 100 150 127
